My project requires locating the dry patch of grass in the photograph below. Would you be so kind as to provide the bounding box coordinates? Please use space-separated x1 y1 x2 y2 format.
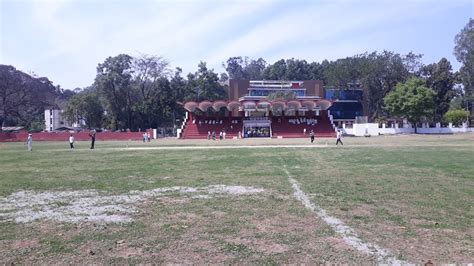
1 192 375 264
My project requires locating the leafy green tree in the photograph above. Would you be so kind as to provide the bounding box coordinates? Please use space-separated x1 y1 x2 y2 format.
187 62 226 101
244 58 266 80
454 18 474 66
444 109 470 126
94 54 134 130
223 57 246 80
64 89 104 129
262 59 287 80
285 59 311 80
421 58 455 122
454 18 474 116
131 54 171 129
363 51 411 121
309 61 327 82
384 77 436 133
223 56 266 80
0 65 58 130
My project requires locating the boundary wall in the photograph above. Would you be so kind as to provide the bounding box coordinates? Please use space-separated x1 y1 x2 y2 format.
0 131 145 142
342 123 474 136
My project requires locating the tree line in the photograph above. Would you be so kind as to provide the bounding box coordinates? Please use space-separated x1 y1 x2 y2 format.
0 19 472 131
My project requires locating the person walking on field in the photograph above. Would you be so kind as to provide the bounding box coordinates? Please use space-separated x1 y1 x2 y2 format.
26 134 33 151
69 134 75 149
336 129 343 145
89 130 96 149
310 130 315 143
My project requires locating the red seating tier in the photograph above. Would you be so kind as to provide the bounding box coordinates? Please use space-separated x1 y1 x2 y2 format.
181 111 336 139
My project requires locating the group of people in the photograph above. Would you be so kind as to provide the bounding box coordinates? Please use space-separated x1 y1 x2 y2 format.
25 130 96 151
245 127 270 138
207 130 226 140
142 132 151 142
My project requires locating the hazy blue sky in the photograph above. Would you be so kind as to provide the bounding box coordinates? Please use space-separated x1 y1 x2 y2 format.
1 0 472 90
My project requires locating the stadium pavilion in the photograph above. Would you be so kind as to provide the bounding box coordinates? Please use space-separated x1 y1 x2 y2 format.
179 80 365 139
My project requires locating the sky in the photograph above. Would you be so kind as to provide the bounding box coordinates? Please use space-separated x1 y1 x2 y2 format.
0 0 472 90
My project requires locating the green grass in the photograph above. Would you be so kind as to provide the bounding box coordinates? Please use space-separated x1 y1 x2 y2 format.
0 134 473 263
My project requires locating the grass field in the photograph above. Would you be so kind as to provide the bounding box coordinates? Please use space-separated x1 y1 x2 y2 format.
0 134 473 264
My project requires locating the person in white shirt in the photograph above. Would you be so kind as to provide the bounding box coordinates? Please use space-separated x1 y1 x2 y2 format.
336 130 343 145
26 134 33 151
69 134 75 149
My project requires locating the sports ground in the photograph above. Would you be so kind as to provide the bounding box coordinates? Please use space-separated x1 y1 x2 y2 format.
0 134 473 264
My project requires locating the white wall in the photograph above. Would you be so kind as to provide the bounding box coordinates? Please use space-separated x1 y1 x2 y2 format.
343 123 474 136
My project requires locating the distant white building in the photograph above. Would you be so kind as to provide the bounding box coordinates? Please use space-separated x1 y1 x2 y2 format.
44 108 81 131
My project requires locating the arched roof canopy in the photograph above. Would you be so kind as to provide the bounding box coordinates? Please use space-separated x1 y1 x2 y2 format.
212 100 227 111
287 100 302 110
271 101 286 111
301 100 316 111
317 99 332 110
227 101 241 111
257 100 271 109
184 102 198 112
198 101 213 111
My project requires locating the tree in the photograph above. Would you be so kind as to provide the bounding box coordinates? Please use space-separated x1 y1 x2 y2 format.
444 109 470 126
244 57 266 80
223 57 246 80
363 51 411 121
223 56 266 80
187 62 226 102
421 58 455 122
454 18 474 65
0 65 58 130
131 54 171 128
262 59 287 80
454 18 474 115
94 54 134 130
64 89 104 129
285 59 311 80
384 77 436 133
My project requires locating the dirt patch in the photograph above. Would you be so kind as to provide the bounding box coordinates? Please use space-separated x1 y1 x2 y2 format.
10 239 39 249
113 246 144 258
0 185 265 224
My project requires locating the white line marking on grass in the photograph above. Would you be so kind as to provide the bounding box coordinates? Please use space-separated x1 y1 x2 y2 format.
283 166 404 265
112 143 467 151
